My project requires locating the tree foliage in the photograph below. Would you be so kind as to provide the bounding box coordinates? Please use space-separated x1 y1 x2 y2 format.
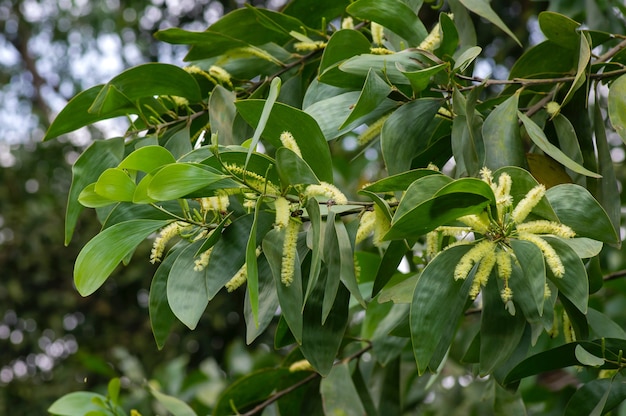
44 0 626 414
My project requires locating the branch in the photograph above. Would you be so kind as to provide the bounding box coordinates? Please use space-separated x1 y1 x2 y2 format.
604 269 626 282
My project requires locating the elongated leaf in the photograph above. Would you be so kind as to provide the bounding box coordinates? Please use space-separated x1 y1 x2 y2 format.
150 385 198 416
236 100 333 183
320 363 366 416
393 175 452 220
147 163 228 201
381 99 442 175
340 69 392 129
244 255 279 344
318 29 372 89
246 77 280 169
118 145 176 172
459 0 521 46
48 392 108 416
362 169 441 193
150 246 181 349
74 219 171 296
246 200 262 326
482 92 526 170
167 240 209 330
322 211 341 323
94 168 136 202
411 245 474 374
509 240 546 321
282 0 349 28
372 240 410 297
276 148 320 186
543 236 588 314
546 184 619 243
561 33 590 106
519 112 601 178
339 51 426 86
564 378 626 416
78 183 116 208
346 0 427 45
65 137 124 244
335 219 365 307
398 63 448 94
553 114 585 181
608 74 626 143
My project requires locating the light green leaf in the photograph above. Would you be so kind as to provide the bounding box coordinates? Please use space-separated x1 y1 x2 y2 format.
381 98 442 175
561 33 591 106
361 168 442 193
340 69 392 129
411 245 474 374
346 0 427 45
275 148 320 186
558 237 603 258
107 378 120 405
453 46 482 72
304 198 323 308
393 174 452 220
147 163 228 201
78 184 117 208
118 145 176 173
335 218 366 308
398 63 448 94
65 137 124 244
74 219 170 296
246 200 262 326
150 385 198 416
209 85 238 146
574 345 605 367
459 0 521 46
236 100 334 183
320 363 366 416
167 240 208 330
246 76 281 170
318 29 372 89
519 111 601 178
538 11 581 49
48 392 108 416
94 168 136 202
608 74 626 144
546 184 619 244
482 92 526 170
339 51 426 85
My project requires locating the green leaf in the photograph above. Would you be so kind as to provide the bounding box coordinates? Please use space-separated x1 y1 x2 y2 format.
282 0 349 28
90 63 201 114
459 0 521 46
48 392 108 416
246 77 281 170
453 46 482 72
167 240 208 330
304 199 323 310
393 174 452 220
246 200 262 326
276 148 320 186
340 69 392 129
244 255 279 344
209 85 238 146
361 168 442 193
398 63 448 94
44 86 125 141
574 345 605 367
339 51 427 85
118 145 176 173
65 137 124 244
147 163 228 201
318 29 372 89
538 11 581 50
320 363 366 416
381 98 442 175
543 236 588 314
509 240 546 321
107 378 120 405
482 92 526 170
321 211 342 323
77 184 116 208
608 74 626 144
561 33 590 106
74 219 170 296
372 240 410 297
564 378 626 416
335 218 366 308
553 114 585 179
546 184 619 244
508 41 575 83
411 245 474 374
94 168 136 202
236 100 334 183
519 112 601 178
263 229 304 344
587 308 626 339
150 246 180 349
346 0 427 45
149 385 198 416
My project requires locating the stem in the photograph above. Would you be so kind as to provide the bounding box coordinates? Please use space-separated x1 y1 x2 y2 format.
604 269 626 282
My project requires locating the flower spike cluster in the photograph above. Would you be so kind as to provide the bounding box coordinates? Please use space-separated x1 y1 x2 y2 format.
427 168 575 304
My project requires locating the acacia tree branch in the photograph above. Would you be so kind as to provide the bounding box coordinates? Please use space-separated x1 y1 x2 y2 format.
603 269 626 282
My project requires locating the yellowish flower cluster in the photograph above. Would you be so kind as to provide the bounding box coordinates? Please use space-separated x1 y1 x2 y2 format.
279 131 302 158
294 41 326 52
194 247 213 272
371 22 384 46
288 359 314 372
355 209 376 244
199 192 230 213
208 65 233 87
427 167 576 304
418 22 442 52
304 182 348 205
370 47 394 55
357 113 391 146
281 218 300 286
341 17 354 30
224 248 262 292
223 163 281 195
150 221 188 264
274 196 291 229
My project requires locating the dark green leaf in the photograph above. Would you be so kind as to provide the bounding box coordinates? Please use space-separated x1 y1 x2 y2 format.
538 11 581 50
150 244 183 349
346 0 427 45
340 69 392 128
398 63 448 94
372 240 410 297
565 378 626 416
244 255 279 344
544 236 588 314
322 211 341 323
246 200 262 326
75 219 171 296
334 218 365 308
608 74 626 144
482 92 526 170
276 148 320 186
509 240 546 321
318 30 372 89
320 363 366 416
459 0 521 46
282 0 349 28
246 76 281 170
361 168 442 193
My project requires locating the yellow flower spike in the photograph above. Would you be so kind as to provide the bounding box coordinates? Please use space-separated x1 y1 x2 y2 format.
208 65 233 87
474 249 497 288
150 221 186 264
357 113 391 146
289 359 314 372
496 249 512 280
454 240 494 281
372 205 391 247
418 22 442 52
194 247 213 272
279 131 302 158
500 285 513 303
426 230 440 259
294 41 326 52
370 47 394 55
225 248 262 291
281 218 300 286
563 311 576 343
355 209 376 244
516 220 575 238
512 184 546 224
479 167 494 185
224 163 281 195
304 182 348 205
341 17 354 30
518 232 565 277
544 282 552 299
371 22 384 46
274 196 291 229
458 213 490 234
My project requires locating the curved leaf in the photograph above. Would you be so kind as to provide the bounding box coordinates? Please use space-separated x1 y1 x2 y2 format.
94 168 136 202
48 392 108 416
459 0 521 46
276 148 320 186
320 363 366 416
543 236 588 314
608 74 626 144
147 163 228 201
74 219 171 296
118 145 176 173
482 92 526 170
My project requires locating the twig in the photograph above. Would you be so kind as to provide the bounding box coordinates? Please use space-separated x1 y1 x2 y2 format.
604 269 626 282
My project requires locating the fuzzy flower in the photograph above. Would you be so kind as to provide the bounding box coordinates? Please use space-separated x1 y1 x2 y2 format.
371 22 384 46
426 163 440 171
150 221 185 264
563 311 576 343
494 173 513 219
224 248 261 292
281 218 300 286
454 240 495 281
208 65 233 87
518 232 565 277
468 248 497 299
458 213 490 234
224 163 281 195
512 184 546 224
495 249 512 280
355 209 377 244
274 196 291 229
418 22 441 52
516 220 575 238
289 359 314 372
294 41 326 52
372 205 391 247
305 182 348 205
500 286 513 303
479 167 494 184
341 17 354 30
370 47 394 55
544 282 552 299
357 113 390 146
194 247 213 271
200 193 230 213
279 131 302 157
